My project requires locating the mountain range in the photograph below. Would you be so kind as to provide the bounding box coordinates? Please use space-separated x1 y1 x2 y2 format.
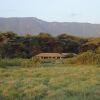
0 17 100 37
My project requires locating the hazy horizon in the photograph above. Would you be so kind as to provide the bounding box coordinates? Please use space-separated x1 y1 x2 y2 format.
0 0 100 24
0 17 100 24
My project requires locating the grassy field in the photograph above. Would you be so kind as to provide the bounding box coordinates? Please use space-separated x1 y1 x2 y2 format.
0 64 100 100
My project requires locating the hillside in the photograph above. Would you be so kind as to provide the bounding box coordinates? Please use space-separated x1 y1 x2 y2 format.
0 17 100 37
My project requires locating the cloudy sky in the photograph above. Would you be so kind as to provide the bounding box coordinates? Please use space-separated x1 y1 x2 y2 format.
0 0 100 23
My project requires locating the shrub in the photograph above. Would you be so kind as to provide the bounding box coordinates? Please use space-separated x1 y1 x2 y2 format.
72 51 100 65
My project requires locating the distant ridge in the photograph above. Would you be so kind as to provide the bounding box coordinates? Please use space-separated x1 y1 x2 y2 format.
0 17 100 37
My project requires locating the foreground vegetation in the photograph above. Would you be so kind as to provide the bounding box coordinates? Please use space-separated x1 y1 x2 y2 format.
0 32 100 100
0 64 100 100
0 55 99 100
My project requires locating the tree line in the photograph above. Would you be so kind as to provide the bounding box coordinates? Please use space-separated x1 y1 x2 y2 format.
0 32 100 58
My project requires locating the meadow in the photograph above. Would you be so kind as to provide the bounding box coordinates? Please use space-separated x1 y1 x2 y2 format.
0 59 100 100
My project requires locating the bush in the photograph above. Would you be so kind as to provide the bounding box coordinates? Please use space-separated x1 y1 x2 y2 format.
72 51 100 65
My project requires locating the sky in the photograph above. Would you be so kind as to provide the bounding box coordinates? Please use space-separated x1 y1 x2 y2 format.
0 0 100 23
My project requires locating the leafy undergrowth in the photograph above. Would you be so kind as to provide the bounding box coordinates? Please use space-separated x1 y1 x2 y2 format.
0 66 100 100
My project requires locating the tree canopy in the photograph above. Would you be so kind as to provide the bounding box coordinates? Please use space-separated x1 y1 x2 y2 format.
0 32 100 58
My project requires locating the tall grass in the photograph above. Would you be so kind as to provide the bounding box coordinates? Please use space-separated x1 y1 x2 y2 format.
0 57 100 99
75 51 100 64
0 66 100 100
0 58 22 68
0 52 100 68
0 58 40 68
67 51 100 65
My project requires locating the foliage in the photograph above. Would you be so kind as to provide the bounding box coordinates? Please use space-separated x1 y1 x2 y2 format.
72 51 100 65
0 32 100 58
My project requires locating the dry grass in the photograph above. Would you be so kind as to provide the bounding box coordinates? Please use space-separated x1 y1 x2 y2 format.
0 65 100 100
